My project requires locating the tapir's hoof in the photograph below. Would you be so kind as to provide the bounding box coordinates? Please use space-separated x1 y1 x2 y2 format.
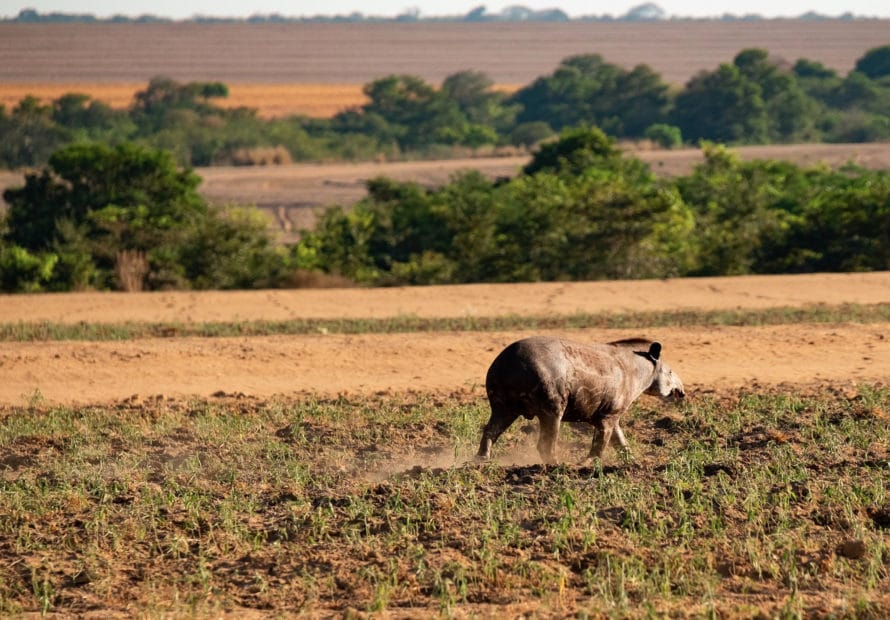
579 456 598 467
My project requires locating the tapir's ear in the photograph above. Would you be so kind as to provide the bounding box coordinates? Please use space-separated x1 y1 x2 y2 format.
648 342 662 360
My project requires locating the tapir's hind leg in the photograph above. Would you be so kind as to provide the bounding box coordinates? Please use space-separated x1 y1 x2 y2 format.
536 415 562 464
477 407 519 461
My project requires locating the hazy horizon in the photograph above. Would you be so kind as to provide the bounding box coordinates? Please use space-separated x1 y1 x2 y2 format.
3 1 890 20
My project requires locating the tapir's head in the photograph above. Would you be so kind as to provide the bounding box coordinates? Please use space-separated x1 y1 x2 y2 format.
640 342 685 401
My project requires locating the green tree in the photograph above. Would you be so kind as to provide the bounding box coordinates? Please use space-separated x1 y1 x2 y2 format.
522 126 619 175
0 244 58 292
826 71 890 121
644 123 682 148
854 45 890 80
522 126 650 183
2 142 287 291
4 142 204 252
176 207 290 289
672 63 768 144
509 121 554 147
733 49 820 141
0 96 71 168
441 70 518 135
131 76 230 133
787 170 890 272
52 93 118 129
361 75 460 149
511 54 670 137
675 144 816 275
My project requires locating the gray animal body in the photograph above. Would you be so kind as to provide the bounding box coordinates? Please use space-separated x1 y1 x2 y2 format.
477 336 685 463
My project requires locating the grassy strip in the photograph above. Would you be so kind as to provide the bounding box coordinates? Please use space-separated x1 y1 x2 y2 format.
1 302 889 342
1 386 888 616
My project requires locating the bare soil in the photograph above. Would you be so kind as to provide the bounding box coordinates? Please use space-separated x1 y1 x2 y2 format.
2 21 888 86
2 272 889 406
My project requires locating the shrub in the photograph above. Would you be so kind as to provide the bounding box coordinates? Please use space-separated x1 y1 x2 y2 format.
509 121 554 147
0 244 58 292
643 123 683 148
2 142 291 291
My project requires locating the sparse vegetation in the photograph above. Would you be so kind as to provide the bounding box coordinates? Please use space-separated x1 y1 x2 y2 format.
1 302 889 342
1 385 887 616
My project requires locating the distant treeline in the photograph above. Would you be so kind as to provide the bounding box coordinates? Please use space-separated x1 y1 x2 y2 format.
2 44 890 170
3 5 868 24
2 128 889 292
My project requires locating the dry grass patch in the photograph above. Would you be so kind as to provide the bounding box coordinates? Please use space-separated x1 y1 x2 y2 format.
0 82 368 118
0 83 144 111
0 82 521 119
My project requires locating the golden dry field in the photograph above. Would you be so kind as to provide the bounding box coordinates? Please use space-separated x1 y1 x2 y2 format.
0 82 372 118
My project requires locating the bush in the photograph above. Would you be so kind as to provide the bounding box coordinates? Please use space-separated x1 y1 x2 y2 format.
522 126 621 176
854 45 890 80
643 124 682 148
0 244 58 292
509 121 554 147
1 142 292 291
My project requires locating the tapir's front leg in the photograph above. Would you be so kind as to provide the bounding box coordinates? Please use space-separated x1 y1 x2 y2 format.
611 420 635 463
584 414 626 463
586 417 612 461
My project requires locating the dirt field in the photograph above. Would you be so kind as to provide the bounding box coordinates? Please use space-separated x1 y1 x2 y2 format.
3 19 889 617
2 20 888 120
2 21 888 87
2 272 889 406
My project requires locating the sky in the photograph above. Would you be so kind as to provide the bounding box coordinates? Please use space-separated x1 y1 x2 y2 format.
2 0 889 20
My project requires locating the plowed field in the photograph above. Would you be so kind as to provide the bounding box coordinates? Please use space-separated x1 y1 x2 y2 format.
2 21 888 86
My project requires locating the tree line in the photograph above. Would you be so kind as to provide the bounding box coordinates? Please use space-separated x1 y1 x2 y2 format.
3 127 889 292
2 44 890 171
